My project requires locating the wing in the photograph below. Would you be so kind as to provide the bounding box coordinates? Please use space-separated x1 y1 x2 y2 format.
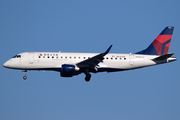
76 45 112 70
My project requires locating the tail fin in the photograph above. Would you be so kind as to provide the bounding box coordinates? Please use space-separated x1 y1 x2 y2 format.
136 27 174 56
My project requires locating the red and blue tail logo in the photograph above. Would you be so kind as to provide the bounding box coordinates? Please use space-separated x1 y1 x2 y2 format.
136 27 174 56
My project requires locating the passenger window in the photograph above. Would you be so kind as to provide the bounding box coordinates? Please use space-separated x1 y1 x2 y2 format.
39 56 41 58
124 58 126 60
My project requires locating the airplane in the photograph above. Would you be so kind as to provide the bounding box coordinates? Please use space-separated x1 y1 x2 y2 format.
3 26 177 82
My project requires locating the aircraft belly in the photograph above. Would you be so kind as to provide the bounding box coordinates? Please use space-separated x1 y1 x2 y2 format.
134 59 156 68
24 59 61 69
99 58 157 71
99 61 130 70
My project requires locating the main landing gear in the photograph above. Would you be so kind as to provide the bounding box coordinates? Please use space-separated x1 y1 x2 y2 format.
22 70 27 80
84 70 91 82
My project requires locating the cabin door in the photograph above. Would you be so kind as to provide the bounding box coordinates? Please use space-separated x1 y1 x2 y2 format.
29 52 34 64
129 54 134 66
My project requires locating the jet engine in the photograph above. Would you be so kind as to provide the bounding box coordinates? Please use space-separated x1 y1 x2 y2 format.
60 64 79 77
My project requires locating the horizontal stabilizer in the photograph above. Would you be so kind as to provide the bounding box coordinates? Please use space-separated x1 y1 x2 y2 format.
152 53 174 61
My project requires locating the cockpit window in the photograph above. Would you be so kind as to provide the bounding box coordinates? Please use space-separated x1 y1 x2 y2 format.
17 55 21 58
12 55 21 58
12 55 17 58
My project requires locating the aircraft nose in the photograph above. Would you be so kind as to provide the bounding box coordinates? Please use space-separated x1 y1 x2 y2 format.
3 61 10 68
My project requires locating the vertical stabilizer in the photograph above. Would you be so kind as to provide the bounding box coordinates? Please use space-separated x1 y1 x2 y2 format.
136 27 174 56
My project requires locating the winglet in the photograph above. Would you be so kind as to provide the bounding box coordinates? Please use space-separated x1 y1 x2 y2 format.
104 45 113 54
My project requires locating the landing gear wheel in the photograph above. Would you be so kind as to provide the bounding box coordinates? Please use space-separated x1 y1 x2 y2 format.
85 74 91 82
22 70 27 80
23 76 27 80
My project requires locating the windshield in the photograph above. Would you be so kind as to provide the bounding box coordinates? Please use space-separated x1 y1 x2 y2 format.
12 55 21 58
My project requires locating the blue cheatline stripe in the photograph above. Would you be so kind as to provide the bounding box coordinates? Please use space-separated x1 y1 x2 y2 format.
161 39 171 55
97 67 126 72
20 67 126 73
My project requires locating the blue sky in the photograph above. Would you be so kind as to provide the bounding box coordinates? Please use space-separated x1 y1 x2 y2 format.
0 0 180 120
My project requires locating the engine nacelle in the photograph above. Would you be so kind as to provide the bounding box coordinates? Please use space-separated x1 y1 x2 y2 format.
60 64 75 77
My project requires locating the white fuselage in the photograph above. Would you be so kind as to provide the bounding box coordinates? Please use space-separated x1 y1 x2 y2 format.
3 52 176 72
3 27 176 81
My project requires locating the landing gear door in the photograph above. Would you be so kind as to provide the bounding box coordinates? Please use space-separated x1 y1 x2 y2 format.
29 52 34 64
129 54 134 66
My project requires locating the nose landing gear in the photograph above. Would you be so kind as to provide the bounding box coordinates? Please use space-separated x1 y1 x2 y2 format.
22 70 27 80
23 76 27 80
